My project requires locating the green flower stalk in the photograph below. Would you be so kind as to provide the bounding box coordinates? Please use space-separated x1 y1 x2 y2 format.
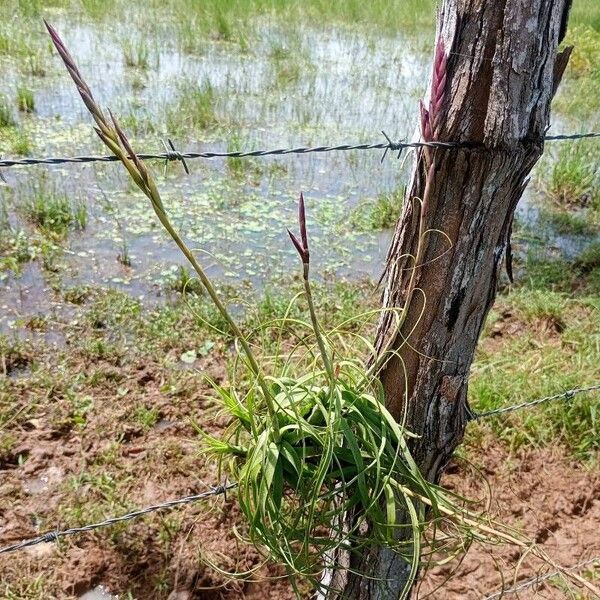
44 21 279 426
287 192 335 382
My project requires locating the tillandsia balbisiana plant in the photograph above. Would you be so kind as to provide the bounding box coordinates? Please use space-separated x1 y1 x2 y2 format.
46 23 600 600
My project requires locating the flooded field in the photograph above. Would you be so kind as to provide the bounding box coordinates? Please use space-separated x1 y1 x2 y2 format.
1 2 599 599
1 3 597 338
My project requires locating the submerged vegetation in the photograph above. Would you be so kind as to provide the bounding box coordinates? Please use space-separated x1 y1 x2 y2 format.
350 188 404 231
166 79 220 133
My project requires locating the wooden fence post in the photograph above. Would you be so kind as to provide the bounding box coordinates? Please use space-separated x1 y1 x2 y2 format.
320 1 573 597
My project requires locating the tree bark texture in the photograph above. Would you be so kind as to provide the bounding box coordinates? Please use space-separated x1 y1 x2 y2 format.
321 0 572 598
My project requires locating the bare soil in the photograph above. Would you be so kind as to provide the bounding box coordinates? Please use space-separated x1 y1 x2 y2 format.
422 443 600 598
1 352 598 599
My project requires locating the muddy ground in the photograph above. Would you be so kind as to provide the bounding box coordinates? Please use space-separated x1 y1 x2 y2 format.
1 340 598 599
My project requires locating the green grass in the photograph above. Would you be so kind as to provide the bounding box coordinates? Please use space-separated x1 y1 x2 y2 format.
350 189 404 231
470 241 600 458
16 87 34 112
132 405 160 429
0 94 33 155
269 41 306 87
0 21 37 57
166 79 221 133
122 39 150 69
468 243 600 461
63 285 91 305
0 335 33 382
569 2 600 35
0 95 15 127
2 576 49 600
471 288 600 460
554 24 600 119
166 264 204 296
536 139 600 235
24 50 46 77
575 241 600 273
80 0 117 19
539 208 598 235
225 133 263 181
11 132 31 155
0 203 41 279
516 248 600 296
167 0 437 37
545 142 599 207
21 185 87 236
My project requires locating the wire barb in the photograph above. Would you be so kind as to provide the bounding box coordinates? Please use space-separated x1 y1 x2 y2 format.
162 138 190 174
380 130 405 162
0 132 598 169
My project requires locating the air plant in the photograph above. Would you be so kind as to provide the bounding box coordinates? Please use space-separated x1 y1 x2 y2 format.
44 21 457 593
45 23 599 600
201 193 444 593
375 38 449 370
419 39 447 146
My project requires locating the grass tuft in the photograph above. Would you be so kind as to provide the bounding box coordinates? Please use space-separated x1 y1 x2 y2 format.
574 241 600 273
122 39 150 69
546 142 599 208
167 265 204 296
0 95 15 127
166 79 220 133
16 87 34 112
351 189 404 231
21 184 87 236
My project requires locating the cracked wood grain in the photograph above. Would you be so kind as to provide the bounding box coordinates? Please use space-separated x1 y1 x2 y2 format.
318 1 573 598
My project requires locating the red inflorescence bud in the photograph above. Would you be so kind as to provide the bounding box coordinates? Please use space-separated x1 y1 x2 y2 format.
288 193 310 264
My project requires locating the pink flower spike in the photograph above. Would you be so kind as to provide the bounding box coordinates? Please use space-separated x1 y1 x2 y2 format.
429 38 447 135
287 229 308 263
109 109 148 182
44 20 69 57
298 192 308 252
419 100 431 141
434 40 446 79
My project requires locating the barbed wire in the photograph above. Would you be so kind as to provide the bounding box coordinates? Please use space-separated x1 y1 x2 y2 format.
1 384 598 556
469 383 600 420
0 131 598 169
0 482 236 555
483 555 600 599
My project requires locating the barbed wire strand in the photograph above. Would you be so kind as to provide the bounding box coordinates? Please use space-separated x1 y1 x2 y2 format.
483 555 600 599
0 482 236 555
1 385 598 556
469 383 600 420
0 132 598 169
